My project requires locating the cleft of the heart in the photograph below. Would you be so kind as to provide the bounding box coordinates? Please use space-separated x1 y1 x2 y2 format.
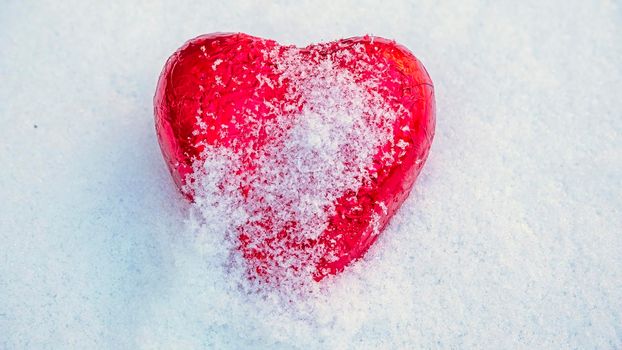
154 33 435 284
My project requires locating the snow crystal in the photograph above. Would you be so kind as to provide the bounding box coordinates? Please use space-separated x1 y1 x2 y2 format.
187 46 397 289
211 58 223 70
1 1 621 349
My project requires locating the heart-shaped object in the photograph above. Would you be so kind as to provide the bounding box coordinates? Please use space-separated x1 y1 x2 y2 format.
155 33 434 283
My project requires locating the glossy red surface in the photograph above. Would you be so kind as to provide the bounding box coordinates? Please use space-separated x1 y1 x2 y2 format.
154 33 435 281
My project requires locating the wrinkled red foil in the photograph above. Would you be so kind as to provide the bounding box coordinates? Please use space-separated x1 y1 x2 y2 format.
154 33 435 281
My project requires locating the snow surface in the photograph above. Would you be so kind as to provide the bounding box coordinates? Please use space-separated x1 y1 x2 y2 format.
1 0 621 349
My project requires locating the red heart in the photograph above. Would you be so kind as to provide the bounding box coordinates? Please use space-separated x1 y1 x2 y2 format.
154 33 434 284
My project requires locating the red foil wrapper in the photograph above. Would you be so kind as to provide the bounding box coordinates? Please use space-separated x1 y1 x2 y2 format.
154 33 435 282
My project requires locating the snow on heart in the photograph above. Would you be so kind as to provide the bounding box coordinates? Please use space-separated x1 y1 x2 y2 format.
186 45 398 288
155 33 435 291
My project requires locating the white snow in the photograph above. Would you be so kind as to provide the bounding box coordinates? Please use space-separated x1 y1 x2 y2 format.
1 0 621 349
186 46 398 289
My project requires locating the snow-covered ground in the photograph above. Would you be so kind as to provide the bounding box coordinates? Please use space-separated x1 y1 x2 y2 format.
1 0 621 348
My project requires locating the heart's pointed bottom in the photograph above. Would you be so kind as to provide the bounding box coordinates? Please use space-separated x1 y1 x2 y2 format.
155 33 435 286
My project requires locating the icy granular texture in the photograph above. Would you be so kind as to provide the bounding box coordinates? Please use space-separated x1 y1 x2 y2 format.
186 43 402 288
